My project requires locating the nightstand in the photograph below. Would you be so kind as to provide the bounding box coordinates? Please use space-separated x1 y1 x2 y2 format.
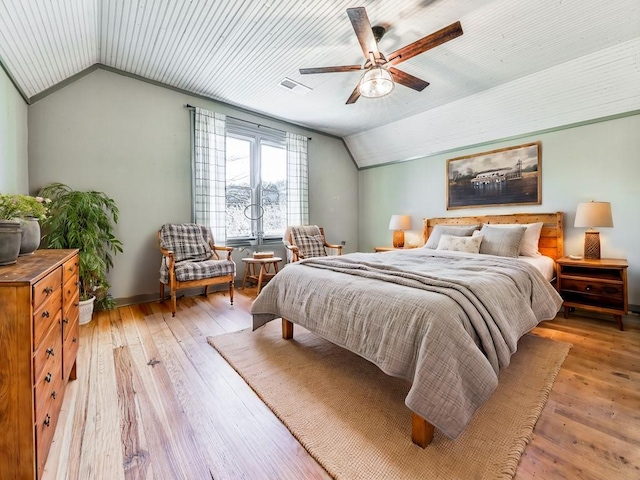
374 246 418 252
556 257 628 330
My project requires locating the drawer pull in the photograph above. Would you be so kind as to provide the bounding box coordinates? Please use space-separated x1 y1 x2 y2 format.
63 317 69 324
42 311 50 318
73 337 78 343
46 347 55 357
44 286 54 294
43 414 51 427
74 302 79 307
51 391 57 400
45 372 52 383
585 285 592 291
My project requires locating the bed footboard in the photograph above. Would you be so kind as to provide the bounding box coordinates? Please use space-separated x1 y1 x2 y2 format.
280 318 435 447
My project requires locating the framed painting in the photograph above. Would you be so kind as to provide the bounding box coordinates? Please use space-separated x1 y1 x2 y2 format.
446 142 541 210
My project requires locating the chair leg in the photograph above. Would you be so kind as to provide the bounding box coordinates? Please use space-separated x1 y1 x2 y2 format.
171 289 177 317
229 281 234 305
159 282 164 302
204 285 209 296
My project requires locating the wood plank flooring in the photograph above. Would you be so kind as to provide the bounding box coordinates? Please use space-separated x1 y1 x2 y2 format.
44 289 640 479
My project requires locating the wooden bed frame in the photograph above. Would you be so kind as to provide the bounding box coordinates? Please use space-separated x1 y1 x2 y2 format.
282 211 564 447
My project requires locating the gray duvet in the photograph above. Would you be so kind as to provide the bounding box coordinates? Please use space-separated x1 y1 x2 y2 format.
251 249 563 439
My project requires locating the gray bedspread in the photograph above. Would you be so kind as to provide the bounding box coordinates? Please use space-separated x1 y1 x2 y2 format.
251 249 563 439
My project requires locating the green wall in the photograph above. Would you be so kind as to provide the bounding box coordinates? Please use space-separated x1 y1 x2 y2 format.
359 114 640 305
0 65 28 193
28 68 358 304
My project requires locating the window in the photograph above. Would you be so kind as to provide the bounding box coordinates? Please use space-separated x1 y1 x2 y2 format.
191 107 308 246
225 120 287 242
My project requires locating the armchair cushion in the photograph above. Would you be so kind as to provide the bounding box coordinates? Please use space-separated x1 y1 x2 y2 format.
291 226 327 258
167 258 236 283
160 223 212 262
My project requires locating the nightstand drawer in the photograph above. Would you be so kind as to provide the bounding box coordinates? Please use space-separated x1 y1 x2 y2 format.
560 278 623 299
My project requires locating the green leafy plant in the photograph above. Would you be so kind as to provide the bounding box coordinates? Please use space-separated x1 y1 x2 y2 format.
38 183 123 309
0 194 50 220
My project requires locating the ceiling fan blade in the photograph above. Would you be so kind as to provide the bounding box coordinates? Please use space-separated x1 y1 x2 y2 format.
347 7 380 60
346 82 361 104
388 67 430 91
387 21 463 66
299 65 362 74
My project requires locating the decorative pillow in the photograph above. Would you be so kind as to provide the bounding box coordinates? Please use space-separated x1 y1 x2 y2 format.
478 225 526 258
486 222 543 256
436 234 483 254
296 233 327 258
160 223 212 262
425 225 479 249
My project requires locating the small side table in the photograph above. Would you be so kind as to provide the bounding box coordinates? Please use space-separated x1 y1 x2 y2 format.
241 257 282 294
556 257 628 330
374 246 418 252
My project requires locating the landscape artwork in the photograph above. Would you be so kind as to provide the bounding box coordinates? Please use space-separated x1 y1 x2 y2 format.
446 142 541 210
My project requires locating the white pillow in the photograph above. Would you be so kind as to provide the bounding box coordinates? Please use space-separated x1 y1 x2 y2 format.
487 222 543 256
436 234 483 254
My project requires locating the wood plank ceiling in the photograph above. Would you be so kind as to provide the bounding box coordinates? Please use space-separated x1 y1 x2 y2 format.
0 0 639 167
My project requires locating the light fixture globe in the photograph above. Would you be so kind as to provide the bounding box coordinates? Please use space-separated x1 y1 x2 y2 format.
359 67 394 98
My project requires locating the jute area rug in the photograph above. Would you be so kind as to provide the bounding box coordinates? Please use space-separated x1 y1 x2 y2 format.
207 321 570 480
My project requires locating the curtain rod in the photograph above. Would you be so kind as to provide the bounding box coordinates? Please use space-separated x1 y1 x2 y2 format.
184 104 311 140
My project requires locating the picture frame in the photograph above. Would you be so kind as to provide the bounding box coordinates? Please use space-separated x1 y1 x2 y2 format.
446 142 541 210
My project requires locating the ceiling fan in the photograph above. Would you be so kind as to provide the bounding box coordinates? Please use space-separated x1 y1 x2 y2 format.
299 7 463 104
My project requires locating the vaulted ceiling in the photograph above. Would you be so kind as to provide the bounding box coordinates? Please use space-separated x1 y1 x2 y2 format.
1 0 639 167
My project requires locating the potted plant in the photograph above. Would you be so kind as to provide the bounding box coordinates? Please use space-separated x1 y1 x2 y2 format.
0 194 50 264
38 183 123 323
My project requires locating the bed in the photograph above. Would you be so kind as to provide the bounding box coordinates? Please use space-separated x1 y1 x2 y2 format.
251 212 564 447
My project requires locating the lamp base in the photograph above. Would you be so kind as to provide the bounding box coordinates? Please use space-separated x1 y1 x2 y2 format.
392 230 405 248
583 230 601 260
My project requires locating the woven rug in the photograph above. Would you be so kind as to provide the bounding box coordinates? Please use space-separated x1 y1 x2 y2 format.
207 321 570 480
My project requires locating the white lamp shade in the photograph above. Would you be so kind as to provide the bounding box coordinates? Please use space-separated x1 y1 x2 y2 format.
574 201 613 228
359 67 394 98
388 214 412 231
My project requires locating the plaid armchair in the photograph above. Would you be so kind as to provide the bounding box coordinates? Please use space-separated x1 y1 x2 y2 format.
158 223 235 316
283 225 343 263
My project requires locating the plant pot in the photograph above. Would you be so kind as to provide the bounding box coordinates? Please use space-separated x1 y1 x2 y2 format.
79 295 96 325
0 220 22 266
19 217 41 255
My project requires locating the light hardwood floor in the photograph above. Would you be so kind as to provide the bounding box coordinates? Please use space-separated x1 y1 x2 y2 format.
44 288 640 480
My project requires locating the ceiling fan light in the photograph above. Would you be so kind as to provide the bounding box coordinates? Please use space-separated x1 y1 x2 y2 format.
359 67 394 98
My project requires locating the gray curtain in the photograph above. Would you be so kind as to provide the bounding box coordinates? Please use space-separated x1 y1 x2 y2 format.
286 132 309 227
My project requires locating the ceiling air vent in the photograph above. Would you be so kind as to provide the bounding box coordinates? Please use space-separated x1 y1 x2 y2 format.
279 77 312 96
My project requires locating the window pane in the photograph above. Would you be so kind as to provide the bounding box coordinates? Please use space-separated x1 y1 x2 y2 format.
261 143 287 237
226 137 252 237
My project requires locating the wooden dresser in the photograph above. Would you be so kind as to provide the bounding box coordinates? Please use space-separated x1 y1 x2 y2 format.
0 249 80 479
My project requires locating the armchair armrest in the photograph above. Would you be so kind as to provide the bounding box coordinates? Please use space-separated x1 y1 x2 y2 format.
213 244 234 260
324 242 343 255
285 243 301 262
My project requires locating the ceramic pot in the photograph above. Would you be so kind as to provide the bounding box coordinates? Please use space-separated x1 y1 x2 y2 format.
19 217 41 255
79 295 96 325
0 220 22 266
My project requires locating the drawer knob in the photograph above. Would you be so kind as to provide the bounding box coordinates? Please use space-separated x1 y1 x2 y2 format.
43 414 51 427
46 347 55 357
585 285 592 291
73 337 78 343
45 372 52 383
44 286 54 294
63 317 69 324
42 311 50 318
74 302 79 307
51 390 57 400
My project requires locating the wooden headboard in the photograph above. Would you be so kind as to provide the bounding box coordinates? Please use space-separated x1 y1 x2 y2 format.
423 212 564 261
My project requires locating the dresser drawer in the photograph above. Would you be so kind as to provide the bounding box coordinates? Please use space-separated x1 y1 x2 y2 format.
63 316 79 381
33 267 62 311
35 376 64 480
33 288 62 349
34 361 63 421
34 320 62 386
62 256 79 285
63 276 80 336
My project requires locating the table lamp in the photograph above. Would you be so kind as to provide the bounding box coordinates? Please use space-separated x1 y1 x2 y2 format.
574 201 613 260
388 215 412 248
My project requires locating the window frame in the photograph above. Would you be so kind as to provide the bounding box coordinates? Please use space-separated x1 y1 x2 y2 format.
224 118 287 247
